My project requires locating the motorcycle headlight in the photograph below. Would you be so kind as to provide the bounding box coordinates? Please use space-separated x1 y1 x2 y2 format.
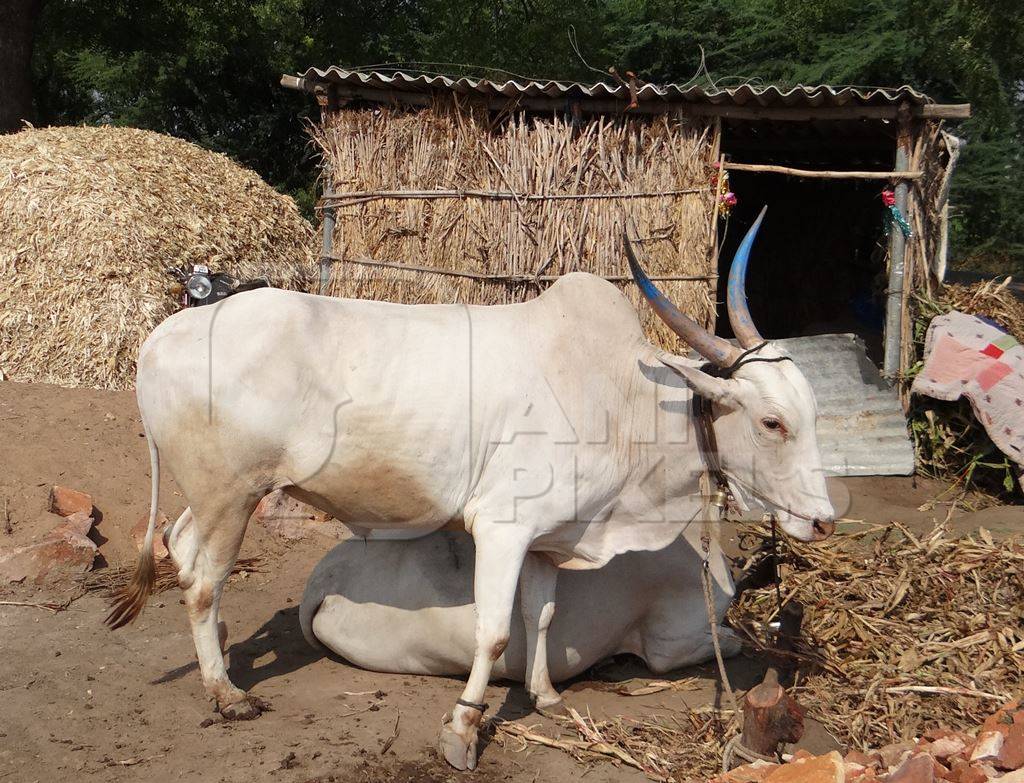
186 273 213 300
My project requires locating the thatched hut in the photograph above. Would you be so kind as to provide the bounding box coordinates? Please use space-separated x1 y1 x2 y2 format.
277 70 975 476
282 69 969 382
0 126 315 390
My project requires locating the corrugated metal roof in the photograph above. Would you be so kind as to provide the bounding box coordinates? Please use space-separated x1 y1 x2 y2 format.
294 67 932 108
775 334 915 476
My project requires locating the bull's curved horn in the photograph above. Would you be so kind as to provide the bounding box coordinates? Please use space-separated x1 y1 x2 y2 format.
727 205 767 349
624 229 740 367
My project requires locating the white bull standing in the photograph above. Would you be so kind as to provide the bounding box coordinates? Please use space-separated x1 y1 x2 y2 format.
109 210 834 770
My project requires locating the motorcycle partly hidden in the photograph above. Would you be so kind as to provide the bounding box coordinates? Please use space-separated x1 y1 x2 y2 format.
167 264 270 308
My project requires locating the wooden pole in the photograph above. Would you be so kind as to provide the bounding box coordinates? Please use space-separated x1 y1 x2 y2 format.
316 91 336 296
321 186 708 204
723 162 922 180
882 103 914 380
321 253 718 284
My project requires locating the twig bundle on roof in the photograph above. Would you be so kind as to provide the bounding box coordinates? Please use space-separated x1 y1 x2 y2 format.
313 98 717 351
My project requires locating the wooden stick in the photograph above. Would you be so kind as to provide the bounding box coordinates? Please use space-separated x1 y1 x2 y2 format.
884 685 1009 701
321 254 718 283
709 154 724 244
723 162 923 180
0 600 63 613
321 186 708 205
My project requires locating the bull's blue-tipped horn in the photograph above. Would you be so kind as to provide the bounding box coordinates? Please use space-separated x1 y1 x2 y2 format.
727 205 767 349
623 227 740 367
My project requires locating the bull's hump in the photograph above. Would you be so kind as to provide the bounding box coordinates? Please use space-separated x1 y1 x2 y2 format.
537 273 643 332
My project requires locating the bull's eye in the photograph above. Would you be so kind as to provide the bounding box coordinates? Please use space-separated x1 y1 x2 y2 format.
762 417 784 433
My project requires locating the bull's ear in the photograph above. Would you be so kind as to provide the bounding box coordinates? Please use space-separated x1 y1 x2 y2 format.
659 353 744 409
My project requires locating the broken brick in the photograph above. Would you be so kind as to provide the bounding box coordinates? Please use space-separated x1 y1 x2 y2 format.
47 485 94 517
0 515 97 584
765 752 844 783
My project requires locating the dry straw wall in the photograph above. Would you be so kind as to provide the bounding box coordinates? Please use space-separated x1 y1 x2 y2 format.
314 100 717 352
0 126 315 390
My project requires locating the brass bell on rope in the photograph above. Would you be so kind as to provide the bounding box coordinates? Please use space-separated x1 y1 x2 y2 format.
709 487 730 510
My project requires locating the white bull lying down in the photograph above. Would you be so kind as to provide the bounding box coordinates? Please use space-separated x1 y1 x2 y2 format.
108 207 834 770
299 532 742 684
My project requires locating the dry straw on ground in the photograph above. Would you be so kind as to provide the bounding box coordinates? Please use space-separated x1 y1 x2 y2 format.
0 126 315 390
313 99 716 351
732 521 1022 747
497 521 1024 781
82 556 262 597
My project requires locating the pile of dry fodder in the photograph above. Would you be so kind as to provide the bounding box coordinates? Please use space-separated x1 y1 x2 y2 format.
495 521 1024 782
313 99 717 352
0 126 315 390
909 278 1024 500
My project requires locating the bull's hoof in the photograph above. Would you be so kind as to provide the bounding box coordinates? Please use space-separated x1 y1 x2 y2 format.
220 695 264 721
439 721 478 771
534 691 564 711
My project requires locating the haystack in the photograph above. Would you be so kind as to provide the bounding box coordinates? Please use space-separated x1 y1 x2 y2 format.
313 100 716 351
0 126 315 390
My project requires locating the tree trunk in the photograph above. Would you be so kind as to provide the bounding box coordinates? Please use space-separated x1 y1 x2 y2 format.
0 0 43 133
740 668 805 758
738 602 807 760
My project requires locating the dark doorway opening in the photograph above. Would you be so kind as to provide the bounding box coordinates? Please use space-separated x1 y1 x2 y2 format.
715 120 896 363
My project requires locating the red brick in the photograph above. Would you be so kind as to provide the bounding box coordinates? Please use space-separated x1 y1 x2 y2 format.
47 485 93 517
131 511 170 559
846 751 882 768
879 743 916 770
982 701 1020 737
251 490 347 541
949 762 991 783
765 752 844 783
717 760 779 783
928 736 968 762
997 723 1024 771
885 755 934 783
970 732 1004 764
0 516 96 584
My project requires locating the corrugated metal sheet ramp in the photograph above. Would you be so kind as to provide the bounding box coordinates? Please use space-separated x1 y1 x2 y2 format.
776 334 914 476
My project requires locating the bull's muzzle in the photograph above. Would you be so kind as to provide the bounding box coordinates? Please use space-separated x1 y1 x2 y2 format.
810 518 836 541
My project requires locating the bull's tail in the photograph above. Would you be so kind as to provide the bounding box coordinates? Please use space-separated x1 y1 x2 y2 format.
105 425 160 629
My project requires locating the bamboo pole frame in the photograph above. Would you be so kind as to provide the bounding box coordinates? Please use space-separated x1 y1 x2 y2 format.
723 162 923 180
321 186 709 205
313 101 718 350
322 253 719 283
882 103 914 381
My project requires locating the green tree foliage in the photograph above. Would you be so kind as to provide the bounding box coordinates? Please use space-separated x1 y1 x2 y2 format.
30 0 1024 270
598 0 1024 272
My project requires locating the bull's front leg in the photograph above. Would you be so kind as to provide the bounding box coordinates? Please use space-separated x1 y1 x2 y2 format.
439 521 531 771
519 553 561 709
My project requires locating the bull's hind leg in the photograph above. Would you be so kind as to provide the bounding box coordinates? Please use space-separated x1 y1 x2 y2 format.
519 553 561 709
179 498 260 720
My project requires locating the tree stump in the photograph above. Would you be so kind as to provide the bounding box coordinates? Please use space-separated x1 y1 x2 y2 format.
740 667 805 758
739 601 807 759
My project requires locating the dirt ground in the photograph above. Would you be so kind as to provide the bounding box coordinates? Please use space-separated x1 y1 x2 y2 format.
2 380 1021 783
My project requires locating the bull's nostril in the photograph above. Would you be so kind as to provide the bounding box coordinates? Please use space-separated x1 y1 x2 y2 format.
812 518 836 540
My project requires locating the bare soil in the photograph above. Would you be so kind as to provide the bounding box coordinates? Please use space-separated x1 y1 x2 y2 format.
1 380 1020 783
